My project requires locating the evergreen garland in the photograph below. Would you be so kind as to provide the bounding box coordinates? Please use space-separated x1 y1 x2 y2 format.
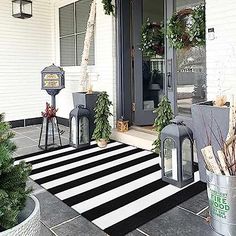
92 92 113 141
152 96 173 154
0 113 31 230
102 0 115 15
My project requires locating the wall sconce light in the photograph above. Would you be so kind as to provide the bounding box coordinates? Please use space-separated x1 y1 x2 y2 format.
12 0 32 19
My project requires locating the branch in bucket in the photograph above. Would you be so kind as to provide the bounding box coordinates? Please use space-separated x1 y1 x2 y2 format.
201 95 236 175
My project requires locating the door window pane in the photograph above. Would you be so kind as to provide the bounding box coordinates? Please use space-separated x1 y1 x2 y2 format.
142 0 165 110
176 0 206 115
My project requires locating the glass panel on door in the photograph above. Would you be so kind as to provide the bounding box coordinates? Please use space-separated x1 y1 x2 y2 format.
176 0 206 115
142 0 165 111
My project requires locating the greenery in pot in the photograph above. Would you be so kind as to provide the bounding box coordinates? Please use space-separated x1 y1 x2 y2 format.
152 96 173 154
0 113 32 231
92 92 113 145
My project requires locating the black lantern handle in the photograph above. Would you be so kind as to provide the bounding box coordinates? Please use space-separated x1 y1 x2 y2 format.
171 118 185 125
77 105 85 109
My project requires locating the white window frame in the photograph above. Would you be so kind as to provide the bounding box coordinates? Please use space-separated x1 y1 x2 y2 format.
54 0 96 75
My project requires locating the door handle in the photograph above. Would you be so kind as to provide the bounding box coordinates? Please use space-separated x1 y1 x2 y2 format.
167 59 172 90
167 72 172 88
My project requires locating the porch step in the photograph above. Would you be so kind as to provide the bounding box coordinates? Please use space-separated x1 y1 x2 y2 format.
111 128 157 151
131 125 157 135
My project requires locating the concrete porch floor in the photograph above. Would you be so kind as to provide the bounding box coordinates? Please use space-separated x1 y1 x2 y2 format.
11 125 218 236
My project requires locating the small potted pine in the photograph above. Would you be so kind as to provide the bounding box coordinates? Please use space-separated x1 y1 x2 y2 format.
0 113 40 236
92 92 113 148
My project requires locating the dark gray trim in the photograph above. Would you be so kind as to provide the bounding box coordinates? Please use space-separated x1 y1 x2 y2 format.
9 119 24 128
9 117 42 128
165 0 177 115
116 0 132 123
9 116 69 128
57 117 69 127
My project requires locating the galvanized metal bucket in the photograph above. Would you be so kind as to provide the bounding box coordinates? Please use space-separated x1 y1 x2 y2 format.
206 169 236 236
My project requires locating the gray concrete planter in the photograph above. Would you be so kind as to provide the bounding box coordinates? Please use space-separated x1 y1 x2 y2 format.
191 101 229 182
0 195 40 236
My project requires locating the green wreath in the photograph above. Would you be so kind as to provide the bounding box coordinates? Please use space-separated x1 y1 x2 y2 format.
167 5 205 49
141 18 164 57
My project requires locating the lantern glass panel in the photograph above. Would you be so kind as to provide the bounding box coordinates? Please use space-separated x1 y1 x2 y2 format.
79 117 89 145
22 1 32 15
71 116 77 144
163 138 178 181
182 138 193 180
12 0 20 15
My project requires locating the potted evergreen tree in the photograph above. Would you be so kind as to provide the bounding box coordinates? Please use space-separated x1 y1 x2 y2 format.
0 113 40 236
92 92 113 148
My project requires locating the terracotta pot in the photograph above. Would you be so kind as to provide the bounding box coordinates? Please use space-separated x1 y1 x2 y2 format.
97 139 107 148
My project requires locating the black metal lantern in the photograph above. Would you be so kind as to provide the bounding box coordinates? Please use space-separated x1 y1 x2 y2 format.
69 105 91 148
160 119 194 188
12 0 32 19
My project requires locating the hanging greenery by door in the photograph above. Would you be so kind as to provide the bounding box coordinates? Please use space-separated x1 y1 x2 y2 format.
152 96 173 154
167 4 205 49
102 0 115 15
141 18 165 57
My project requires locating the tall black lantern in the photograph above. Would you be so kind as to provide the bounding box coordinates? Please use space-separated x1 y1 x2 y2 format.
69 105 91 148
12 0 32 19
160 119 194 188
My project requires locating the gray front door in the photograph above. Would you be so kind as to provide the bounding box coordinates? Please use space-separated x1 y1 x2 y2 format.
132 0 165 125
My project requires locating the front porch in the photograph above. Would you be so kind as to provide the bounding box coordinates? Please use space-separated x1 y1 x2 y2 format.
12 125 214 236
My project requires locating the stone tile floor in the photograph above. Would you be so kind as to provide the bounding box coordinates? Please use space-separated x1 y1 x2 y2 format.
11 125 219 236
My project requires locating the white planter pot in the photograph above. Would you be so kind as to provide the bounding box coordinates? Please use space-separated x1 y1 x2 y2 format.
0 195 40 236
97 139 108 148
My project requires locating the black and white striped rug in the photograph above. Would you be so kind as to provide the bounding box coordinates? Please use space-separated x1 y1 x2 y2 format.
15 141 206 236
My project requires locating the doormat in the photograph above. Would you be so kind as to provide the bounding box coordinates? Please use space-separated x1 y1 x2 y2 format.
15 141 206 236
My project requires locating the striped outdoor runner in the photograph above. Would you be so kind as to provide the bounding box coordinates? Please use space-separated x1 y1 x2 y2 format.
15 141 206 236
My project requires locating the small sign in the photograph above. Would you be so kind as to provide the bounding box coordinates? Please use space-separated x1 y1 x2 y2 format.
208 28 215 33
43 74 61 89
207 28 215 40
